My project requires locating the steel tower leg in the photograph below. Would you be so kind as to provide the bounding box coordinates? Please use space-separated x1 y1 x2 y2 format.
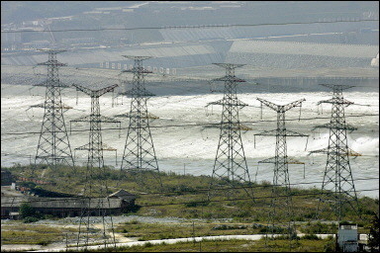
34 49 74 168
310 84 360 221
207 63 254 201
119 56 162 188
72 84 118 250
255 98 307 245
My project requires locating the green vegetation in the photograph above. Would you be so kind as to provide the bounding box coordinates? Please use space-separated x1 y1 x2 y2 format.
19 202 46 223
5 163 378 224
368 212 380 251
71 237 336 252
1 223 77 245
1 163 379 251
114 221 262 241
19 202 36 219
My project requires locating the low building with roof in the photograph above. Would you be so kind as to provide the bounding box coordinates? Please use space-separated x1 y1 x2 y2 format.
1 186 136 219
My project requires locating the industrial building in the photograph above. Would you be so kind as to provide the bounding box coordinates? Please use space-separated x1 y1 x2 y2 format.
1 170 136 219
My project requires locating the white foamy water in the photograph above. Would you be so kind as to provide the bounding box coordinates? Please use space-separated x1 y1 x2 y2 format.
1 84 378 198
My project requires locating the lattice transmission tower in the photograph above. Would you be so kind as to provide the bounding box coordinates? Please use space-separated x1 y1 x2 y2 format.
119 55 162 187
310 84 360 221
71 84 120 167
71 84 118 250
33 49 75 167
254 98 307 241
207 63 254 201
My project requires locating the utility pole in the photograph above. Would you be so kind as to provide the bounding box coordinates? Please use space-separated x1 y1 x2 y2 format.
33 49 74 168
207 63 254 201
255 98 307 244
310 84 360 221
119 55 162 187
72 84 118 250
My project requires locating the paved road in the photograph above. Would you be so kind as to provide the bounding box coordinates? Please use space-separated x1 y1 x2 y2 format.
28 233 336 252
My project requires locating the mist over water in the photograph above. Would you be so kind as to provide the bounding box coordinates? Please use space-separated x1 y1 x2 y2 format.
2 84 378 198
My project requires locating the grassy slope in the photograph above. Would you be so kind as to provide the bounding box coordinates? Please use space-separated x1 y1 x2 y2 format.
1 164 378 251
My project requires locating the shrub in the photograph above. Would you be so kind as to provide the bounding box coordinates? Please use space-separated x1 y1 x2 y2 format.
23 216 40 223
144 242 153 247
37 240 49 246
301 234 320 240
323 239 336 252
19 202 36 219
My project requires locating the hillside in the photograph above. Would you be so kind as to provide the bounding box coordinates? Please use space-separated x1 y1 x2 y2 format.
1 164 379 251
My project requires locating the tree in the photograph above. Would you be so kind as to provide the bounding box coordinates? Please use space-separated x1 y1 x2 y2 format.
368 212 380 252
19 202 36 218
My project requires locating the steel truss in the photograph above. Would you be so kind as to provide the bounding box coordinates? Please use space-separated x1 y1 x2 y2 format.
34 49 74 167
207 63 254 201
310 84 360 221
255 98 307 242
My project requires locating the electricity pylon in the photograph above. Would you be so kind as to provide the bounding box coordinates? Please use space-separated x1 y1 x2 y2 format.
255 98 307 242
309 84 360 221
119 55 162 187
71 84 120 167
33 49 75 168
207 63 254 201
72 84 118 250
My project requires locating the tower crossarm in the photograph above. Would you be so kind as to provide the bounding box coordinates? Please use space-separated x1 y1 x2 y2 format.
285 129 309 137
254 129 278 137
34 80 71 88
29 103 73 110
320 83 355 92
74 143 117 151
122 55 153 75
258 156 304 164
254 129 308 149
254 129 308 137
37 61 67 67
308 147 361 156
207 98 248 107
114 112 159 119
37 49 67 66
212 63 245 70
122 55 152 61
72 84 118 97
123 69 153 74
71 115 121 124
317 98 354 106
257 98 306 112
313 123 357 131
119 89 155 97
212 76 246 83
38 49 66 54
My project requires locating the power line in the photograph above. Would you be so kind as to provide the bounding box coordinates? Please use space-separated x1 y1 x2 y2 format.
129 188 380 208
118 55 162 188
1 19 378 34
33 49 75 168
10 186 379 208
311 84 363 221
2 112 378 137
207 63 254 202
